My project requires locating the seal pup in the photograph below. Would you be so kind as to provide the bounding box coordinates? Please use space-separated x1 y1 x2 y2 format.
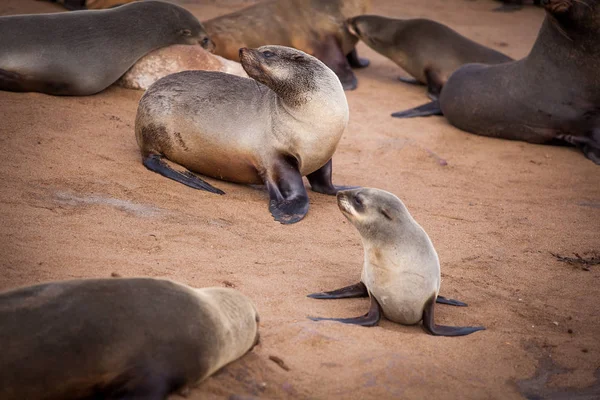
439 0 600 164
0 1 215 95
135 45 351 224
203 0 371 90
307 188 485 337
117 44 247 91
345 15 512 117
0 278 260 400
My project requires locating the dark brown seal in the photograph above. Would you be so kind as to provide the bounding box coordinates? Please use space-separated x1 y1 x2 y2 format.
203 0 371 90
0 1 214 95
0 278 260 400
439 0 600 164
38 0 137 10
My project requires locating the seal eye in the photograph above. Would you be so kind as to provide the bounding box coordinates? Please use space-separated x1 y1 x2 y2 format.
354 196 363 206
201 37 210 45
262 50 276 58
180 29 192 37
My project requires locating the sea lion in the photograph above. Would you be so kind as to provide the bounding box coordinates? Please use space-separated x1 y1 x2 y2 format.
0 1 214 95
345 15 512 116
439 0 600 164
38 0 137 11
135 45 351 224
203 0 371 90
307 188 485 337
0 278 260 400
117 44 247 91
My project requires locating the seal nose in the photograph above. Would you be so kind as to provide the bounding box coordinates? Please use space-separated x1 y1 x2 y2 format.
239 47 248 59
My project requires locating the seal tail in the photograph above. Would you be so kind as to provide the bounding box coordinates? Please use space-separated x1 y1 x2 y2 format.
422 296 485 337
391 100 442 119
142 154 225 195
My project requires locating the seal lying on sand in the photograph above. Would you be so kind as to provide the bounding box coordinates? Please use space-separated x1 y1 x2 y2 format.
0 278 260 400
135 46 351 224
203 0 371 90
0 1 214 95
308 188 485 337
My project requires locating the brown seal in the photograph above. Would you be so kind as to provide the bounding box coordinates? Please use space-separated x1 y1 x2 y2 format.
307 188 485 336
135 45 351 224
345 15 512 113
439 0 600 164
0 278 260 400
38 0 137 11
203 0 371 90
0 1 214 95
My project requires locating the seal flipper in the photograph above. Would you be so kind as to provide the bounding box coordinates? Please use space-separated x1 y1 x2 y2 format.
346 48 370 68
307 159 358 195
142 154 225 195
398 76 421 85
308 294 382 327
422 296 485 337
265 155 309 224
391 100 442 119
313 35 357 91
307 282 368 299
436 295 468 307
424 68 444 100
556 133 600 165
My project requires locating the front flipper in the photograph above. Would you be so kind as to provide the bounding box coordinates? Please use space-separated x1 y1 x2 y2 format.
142 154 224 194
398 76 421 85
307 159 357 195
422 297 485 337
308 294 382 327
556 133 600 165
436 295 468 307
265 155 309 224
314 35 357 91
425 68 444 100
391 100 442 119
307 282 368 299
346 48 370 68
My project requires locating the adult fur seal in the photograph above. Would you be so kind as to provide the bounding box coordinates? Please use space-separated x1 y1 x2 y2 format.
439 0 600 164
308 188 485 337
135 45 350 224
345 15 512 117
0 278 260 400
203 0 371 90
0 1 214 95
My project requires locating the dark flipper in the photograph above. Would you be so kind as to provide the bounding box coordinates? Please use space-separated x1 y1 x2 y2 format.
424 68 444 100
142 154 224 194
436 295 468 307
422 296 485 337
314 35 357 91
307 159 358 195
493 3 524 12
556 133 600 165
308 294 382 327
264 155 309 224
307 282 368 299
398 76 421 85
391 100 442 119
346 48 370 68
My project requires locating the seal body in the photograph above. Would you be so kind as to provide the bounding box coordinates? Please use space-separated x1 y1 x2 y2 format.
0 278 260 400
347 15 512 98
41 0 138 10
440 0 600 164
308 188 485 336
203 0 371 90
0 1 214 95
136 45 350 224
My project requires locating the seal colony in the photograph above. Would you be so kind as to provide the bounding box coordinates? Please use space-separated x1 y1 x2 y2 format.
135 45 351 224
0 278 260 400
308 188 485 337
0 1 213 95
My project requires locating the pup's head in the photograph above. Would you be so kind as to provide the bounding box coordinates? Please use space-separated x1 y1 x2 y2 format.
541 0 599 38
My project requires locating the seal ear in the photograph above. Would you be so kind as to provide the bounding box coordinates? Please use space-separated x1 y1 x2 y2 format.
380 207 393 221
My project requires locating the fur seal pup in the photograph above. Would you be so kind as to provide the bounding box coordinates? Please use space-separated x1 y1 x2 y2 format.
203 0 371 90
0 1 214 95
439 0 600 164
135 45 351 224
345 15 512 116
0 278 260 400
117 44 247 91
307 188 485 337
39 0 137 10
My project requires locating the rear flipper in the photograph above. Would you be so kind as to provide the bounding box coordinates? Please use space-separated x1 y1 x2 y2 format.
308 294 382 327
556 133 600 165
398 76 421 85
391 100 442 119
422 296 485 337
307 159 359 195
307 282 368 299
425 68 444 100
314 35 358 91
265 155 309 224
436 295 468 307
142 154 225 194
346 48 370 68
